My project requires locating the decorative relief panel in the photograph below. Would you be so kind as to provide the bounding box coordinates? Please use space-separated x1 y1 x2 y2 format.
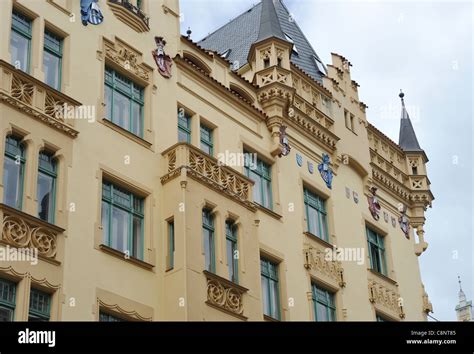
204 271 248 320
303 243 345 288
368 272 405 319
0 60 80 138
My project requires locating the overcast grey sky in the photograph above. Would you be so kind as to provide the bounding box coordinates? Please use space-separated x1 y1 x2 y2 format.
180 0 473 321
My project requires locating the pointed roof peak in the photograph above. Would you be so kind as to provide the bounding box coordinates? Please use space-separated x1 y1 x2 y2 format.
398 90 422 152
256 0 287 43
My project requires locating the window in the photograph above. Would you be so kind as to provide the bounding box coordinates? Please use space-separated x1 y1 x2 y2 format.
0 279 16 322
202 209 215 273
244 154 272 210
344 110 349 129
3 136 25 210
101 181 145 260
104 67 144 137
263 58 270 68
304 188 328 241
366 227 387 276
350 114 355 132
412 166 418 175
277 57 282 67
178 109 191 143
312 283 336 321
37 151 57 223
226 221 238 284
167 220 175 271
10 11 32 72
284 33 298 55
28 288 51 321
99 311 125 322
200 124 213 156
344 110 355 132
43 30 63 90
260 258 280 320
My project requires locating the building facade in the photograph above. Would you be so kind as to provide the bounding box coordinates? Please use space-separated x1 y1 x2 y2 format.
0 0 434 322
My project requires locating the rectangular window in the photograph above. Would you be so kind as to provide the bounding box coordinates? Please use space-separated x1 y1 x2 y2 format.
312 283 336 321
178 109 191 143
200 124 213 156
244 153 272 210
167 220 175 271
28 288 51 322
104 67 144 137
0 279 16 322
101 181 145 260
350 113 355 132
202 209 215 273
43 30 63 90
37 151 57 224
304 188 328 241
10 11 32 72
99 311 125 322
367 227 387 276
226 221 238 284
3 136 26 210
260 258 280 320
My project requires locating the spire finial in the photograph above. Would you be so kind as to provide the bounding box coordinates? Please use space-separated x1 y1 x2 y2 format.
186 27 192 39
399 89 405 99
458 275 463 291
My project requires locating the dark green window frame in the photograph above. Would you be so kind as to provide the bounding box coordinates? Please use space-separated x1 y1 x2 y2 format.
178 109 191 143
167 220 175 271
37 151 57 224
244 153 272 210
376 313 390 322
0 279 16 322
200 124 213 156
225 220 238 284
28 288 51 322
304 188 328 241
43 30 63 90
311 283 336 322
11 10 32 73
101 181 145 260
202 209 215 273
260 258 280 320
104 67 144 137
366 227 388 276
3 136 26 210
99 311 125 322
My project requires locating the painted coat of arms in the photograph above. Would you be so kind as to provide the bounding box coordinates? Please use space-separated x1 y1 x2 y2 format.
308 161 314 174
398 204 410 239
318 153 333 189
152 36 173 78
367 187 381 220
278 125 291 157
296 153 303 167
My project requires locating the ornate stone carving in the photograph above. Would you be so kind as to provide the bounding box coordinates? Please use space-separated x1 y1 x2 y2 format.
303 246 345 287
368 272 405 319
1 206 60 260
104 38 151 82
204 271 248 319
0 60 80 138
259 47 271 60
422 285 433 314
161 144 255 211
152 36 173 78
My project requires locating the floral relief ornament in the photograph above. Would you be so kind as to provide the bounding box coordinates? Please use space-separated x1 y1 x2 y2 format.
152 36 173 78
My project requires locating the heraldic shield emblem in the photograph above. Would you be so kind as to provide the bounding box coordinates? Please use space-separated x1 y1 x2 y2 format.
367 187 381 220
296 154 303 167
152 36 173 78
318 153 333 189
308 161 314 174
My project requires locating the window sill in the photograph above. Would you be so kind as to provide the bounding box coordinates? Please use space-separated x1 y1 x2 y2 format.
304 232 334 249
368 269 397 286
100 118 153 150
255 204 282 220
108 0 150 33
99 244 154 270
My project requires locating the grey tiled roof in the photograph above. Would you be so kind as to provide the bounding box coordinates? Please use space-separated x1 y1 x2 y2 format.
199 0 326 83
399 93 423 151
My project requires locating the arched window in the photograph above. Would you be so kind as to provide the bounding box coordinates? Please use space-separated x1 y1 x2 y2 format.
229 83 254 104
183 52 212 75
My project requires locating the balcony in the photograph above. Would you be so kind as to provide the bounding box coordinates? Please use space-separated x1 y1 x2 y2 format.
303 233 345 288
0 60 80 138
367 270 405 319
204 271 248 320
108 0 150 32
0 203 64 265
161 143 255 210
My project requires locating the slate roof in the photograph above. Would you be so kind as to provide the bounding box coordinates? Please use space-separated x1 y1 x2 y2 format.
398 92 423 151
199 0 326 83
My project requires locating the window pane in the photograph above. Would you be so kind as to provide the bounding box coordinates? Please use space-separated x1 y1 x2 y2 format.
0 307 13 322
101 201 110 244
132 216 143 259
37 172 54 223
178 129 189 143
29 289 50 321
250 171 262 204
263 179 272 209
113 91 130 131
261 276 270 316
131 102 142 137
3 157 23 209
43 51 60 90
203 229 211 271
270 280 279 319
307 206 319 236
111 207 129 253
105 85 112 119
10 31 29 72
200 142 212 155
316 302 328 321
